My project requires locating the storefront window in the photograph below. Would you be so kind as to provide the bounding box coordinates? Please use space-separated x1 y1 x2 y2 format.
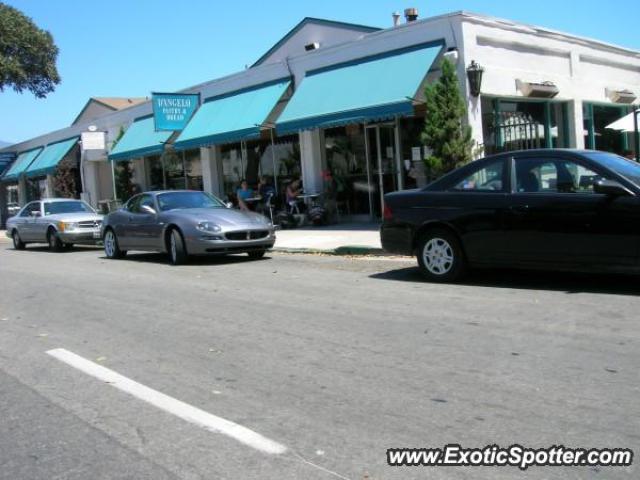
583 103 631 155
26 178 46 201
114 161 135 201
399 117 428 188
221 144 244 200
146 155 164 190
258 135 300 196
6 184 18 205
221 137 301 202
482 98 569 155
184 149 203 190
163 151 186 190
324 125 370 216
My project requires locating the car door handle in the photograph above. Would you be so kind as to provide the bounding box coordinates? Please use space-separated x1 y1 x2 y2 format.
128 216 134 221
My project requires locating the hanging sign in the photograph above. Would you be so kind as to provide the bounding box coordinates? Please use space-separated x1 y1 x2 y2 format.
152 92 200 131
81 131 106 151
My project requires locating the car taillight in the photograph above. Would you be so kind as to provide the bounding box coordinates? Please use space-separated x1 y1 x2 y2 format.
383 203 393 221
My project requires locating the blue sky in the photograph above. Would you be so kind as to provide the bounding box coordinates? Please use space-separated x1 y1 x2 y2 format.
1 0 639 144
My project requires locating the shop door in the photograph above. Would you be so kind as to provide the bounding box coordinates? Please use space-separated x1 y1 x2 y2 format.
365 124 401 218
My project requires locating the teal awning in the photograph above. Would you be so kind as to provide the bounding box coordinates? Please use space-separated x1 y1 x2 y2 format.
174 79 291 150
25 137 78 178
109 116 172 161
276 42 443 133
1 147 43 182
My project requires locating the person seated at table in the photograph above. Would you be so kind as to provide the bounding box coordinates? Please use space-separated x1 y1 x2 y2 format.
256 176 276 212
286 178 302 213
236 180 254 211
258 176 275 199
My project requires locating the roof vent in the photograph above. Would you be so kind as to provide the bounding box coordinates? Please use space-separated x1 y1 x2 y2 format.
404 8 419 22
304 42 320 52
516 79 559 99
606 88 637 104
392 12 401 27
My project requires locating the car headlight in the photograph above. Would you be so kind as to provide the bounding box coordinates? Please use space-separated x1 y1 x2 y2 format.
196 221 222 233
58 222 79 232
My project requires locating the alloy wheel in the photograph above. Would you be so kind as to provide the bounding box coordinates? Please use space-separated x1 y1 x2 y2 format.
104 231 115 258
422 237 454 275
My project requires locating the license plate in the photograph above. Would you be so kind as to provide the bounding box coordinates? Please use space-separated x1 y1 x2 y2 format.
93 231 101 239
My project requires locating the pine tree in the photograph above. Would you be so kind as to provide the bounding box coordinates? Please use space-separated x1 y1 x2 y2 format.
421 58 474 179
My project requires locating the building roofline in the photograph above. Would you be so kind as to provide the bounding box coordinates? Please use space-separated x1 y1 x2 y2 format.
456 10 639 57
251 16 380 67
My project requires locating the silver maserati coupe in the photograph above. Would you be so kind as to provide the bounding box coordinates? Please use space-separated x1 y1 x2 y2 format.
101 190 275 265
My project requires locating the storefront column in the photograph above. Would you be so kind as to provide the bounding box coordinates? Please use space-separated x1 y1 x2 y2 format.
83 161 100 206
299 129 325 194
131 158 147 191
466 95 484 156
17 176 28 206
568 99 586 149
201 146 223 197
45 174 56 198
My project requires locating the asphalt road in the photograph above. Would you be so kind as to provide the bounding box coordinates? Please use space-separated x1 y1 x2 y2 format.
0 240 638 480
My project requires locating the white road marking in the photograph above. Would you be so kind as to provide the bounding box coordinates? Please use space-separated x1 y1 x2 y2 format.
46 348 287 455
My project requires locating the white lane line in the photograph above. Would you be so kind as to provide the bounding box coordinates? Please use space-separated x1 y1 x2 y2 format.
46 348 287 455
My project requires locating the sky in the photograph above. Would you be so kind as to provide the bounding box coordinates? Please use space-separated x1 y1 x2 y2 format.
0 0 639 144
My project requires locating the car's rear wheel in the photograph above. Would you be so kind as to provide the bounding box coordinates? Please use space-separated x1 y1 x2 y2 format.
104 229 126 259
417 229 466 282
248 249 266 260
47 228 64 252
168 229 187 265
12 230 25 250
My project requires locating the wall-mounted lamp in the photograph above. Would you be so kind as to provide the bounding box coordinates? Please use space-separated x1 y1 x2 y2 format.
466 61 484 97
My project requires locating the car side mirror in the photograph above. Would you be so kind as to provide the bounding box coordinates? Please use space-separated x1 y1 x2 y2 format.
30 211 41 217
593 179 632 197
141 205 157 215
225 202 234 209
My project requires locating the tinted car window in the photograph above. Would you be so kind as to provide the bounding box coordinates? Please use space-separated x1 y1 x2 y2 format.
516 158 606 194
20 202 40 217
157 191 225 211
125 195 143 213
582 151 640 186
129 194 154 214
44 201 94 215
449 160 505 192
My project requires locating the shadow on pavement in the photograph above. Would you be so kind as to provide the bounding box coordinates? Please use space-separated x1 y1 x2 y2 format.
99 252 272 267
370 266 640 296
4 245 102 254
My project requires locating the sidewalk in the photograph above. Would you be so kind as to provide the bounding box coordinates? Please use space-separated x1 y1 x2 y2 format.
274 223 384 255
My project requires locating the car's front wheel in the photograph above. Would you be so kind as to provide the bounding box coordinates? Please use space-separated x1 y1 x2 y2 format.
168 229 187 265
12 230 26 250
104 229 127 259
47 228 64 252
417 229 466 282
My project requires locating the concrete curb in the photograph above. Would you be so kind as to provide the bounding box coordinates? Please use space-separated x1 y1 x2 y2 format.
273 245 387 256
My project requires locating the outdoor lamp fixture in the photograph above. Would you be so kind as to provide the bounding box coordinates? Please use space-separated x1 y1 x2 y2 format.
466 61 484 97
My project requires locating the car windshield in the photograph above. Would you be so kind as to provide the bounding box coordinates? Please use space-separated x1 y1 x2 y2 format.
43 201 95 215
157 191 225 212
583 152 640 186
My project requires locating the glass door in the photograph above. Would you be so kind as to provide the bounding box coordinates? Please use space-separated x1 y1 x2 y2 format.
365 123 400 218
